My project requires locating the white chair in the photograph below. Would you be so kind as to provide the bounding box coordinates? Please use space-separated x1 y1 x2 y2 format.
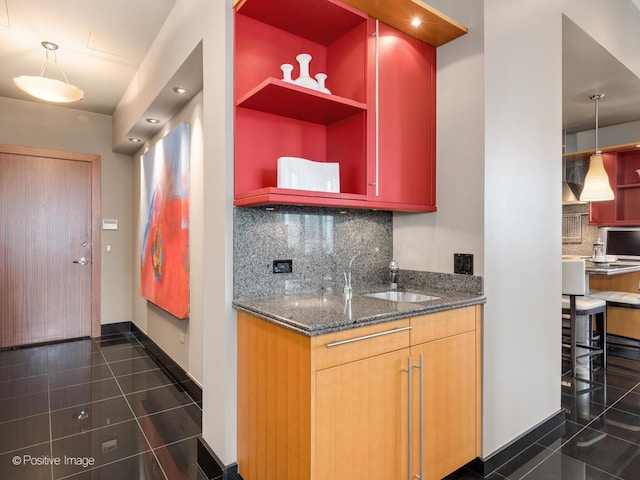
562 258 607 376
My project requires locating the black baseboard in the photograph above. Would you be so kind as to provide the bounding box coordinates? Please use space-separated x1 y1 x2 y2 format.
197 437 242 480
466 409 565 477
0 336 90 352
100 321 132 336
101 322 202 408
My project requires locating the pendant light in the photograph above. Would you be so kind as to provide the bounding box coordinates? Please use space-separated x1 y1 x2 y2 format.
580 94 614 202
13 41 84 103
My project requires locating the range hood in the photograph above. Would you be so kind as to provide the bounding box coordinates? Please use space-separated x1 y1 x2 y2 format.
563 157 586 205
562 180 584 204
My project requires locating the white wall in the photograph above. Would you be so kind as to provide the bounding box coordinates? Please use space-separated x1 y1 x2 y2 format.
573 119 640 152
131 92 204 385
393 0 485 275
395 0 563 459
483 0 562 457
113 0 236 466
0 96 133 326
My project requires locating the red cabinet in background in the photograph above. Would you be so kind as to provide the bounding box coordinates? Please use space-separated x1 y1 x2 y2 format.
579 145 640 225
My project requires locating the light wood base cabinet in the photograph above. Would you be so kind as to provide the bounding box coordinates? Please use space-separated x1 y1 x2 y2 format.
589 271 640 339
237 305 482 480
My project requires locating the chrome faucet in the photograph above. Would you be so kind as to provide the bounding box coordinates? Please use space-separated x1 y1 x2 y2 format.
389 259 399 290
343 248 379 299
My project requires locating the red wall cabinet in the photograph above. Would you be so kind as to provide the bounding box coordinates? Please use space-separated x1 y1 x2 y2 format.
583 146 640 226
233 0 445 212
366 21 436 211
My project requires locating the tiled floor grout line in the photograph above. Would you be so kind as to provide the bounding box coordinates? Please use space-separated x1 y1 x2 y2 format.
0 408 48 426
47 358 54 480
98 345 170 480
1 335 202 479
48 393 123 414
515 373 640 480
106 332 204 410
579 378 640 432
55 451 155 480
487 363 629 480
150 432 201 452
0 334 202 480
49 399 198 445
50 417 137 444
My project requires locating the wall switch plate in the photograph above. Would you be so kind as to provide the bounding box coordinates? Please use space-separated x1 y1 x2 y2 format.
273 259 293 274
102 219 118 230
454 253 474 275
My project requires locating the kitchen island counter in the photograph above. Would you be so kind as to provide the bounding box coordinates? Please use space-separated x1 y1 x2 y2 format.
585 261 640 276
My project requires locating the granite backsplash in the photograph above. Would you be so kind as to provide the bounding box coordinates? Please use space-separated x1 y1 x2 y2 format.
233 206 393 299
233 205 484 299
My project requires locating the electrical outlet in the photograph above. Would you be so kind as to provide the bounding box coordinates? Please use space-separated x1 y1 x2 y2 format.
454 253 474 275
273 259 293 273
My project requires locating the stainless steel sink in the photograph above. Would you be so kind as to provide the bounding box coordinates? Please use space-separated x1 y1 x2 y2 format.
363 291 440 303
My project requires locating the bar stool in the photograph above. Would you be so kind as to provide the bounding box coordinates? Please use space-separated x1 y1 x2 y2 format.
562 258 607 376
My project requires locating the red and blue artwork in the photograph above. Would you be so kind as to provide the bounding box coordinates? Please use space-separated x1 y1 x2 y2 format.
140 122 190 319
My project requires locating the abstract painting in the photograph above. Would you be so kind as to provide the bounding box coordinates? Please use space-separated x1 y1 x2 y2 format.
140 122 190 319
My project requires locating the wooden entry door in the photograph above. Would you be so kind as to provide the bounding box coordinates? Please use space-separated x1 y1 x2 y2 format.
0 145 101 348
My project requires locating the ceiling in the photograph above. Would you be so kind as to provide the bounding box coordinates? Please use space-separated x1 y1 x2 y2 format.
0 1 639 145
562 15 640 133
0 0 177 115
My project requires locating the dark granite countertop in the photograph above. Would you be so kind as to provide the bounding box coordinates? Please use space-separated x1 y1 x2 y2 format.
233 287 486 336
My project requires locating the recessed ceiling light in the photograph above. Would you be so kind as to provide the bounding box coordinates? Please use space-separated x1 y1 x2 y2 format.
172 86 188 94
411 18 422 27
145 118 161 124
128 137 142 143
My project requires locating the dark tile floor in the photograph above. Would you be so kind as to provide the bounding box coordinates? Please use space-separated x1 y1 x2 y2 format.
447 345 640 480
6 334 640 480
0 332 207 480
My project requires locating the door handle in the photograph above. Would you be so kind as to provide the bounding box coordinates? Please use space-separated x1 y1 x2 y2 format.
73 257 88 266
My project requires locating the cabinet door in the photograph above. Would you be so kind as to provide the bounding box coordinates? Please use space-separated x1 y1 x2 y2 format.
411 332 477 480
315 349 409 480
369 21 436 208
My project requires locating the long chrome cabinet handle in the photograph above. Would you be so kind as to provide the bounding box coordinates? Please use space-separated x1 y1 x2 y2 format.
374 19 380 197
414 353 424 480
404 356 413 480
325 326 412 348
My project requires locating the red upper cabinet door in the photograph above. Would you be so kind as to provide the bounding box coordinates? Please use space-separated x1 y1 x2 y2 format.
368 21 437 211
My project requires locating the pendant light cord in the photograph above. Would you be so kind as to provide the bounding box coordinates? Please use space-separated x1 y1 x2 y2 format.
594 96 599 153
38 43 70 85
590 93 603 154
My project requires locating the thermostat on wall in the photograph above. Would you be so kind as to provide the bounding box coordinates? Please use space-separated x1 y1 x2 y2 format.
102 219 118 230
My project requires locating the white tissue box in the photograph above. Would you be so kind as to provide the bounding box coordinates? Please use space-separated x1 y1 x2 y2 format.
277 157 340 193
